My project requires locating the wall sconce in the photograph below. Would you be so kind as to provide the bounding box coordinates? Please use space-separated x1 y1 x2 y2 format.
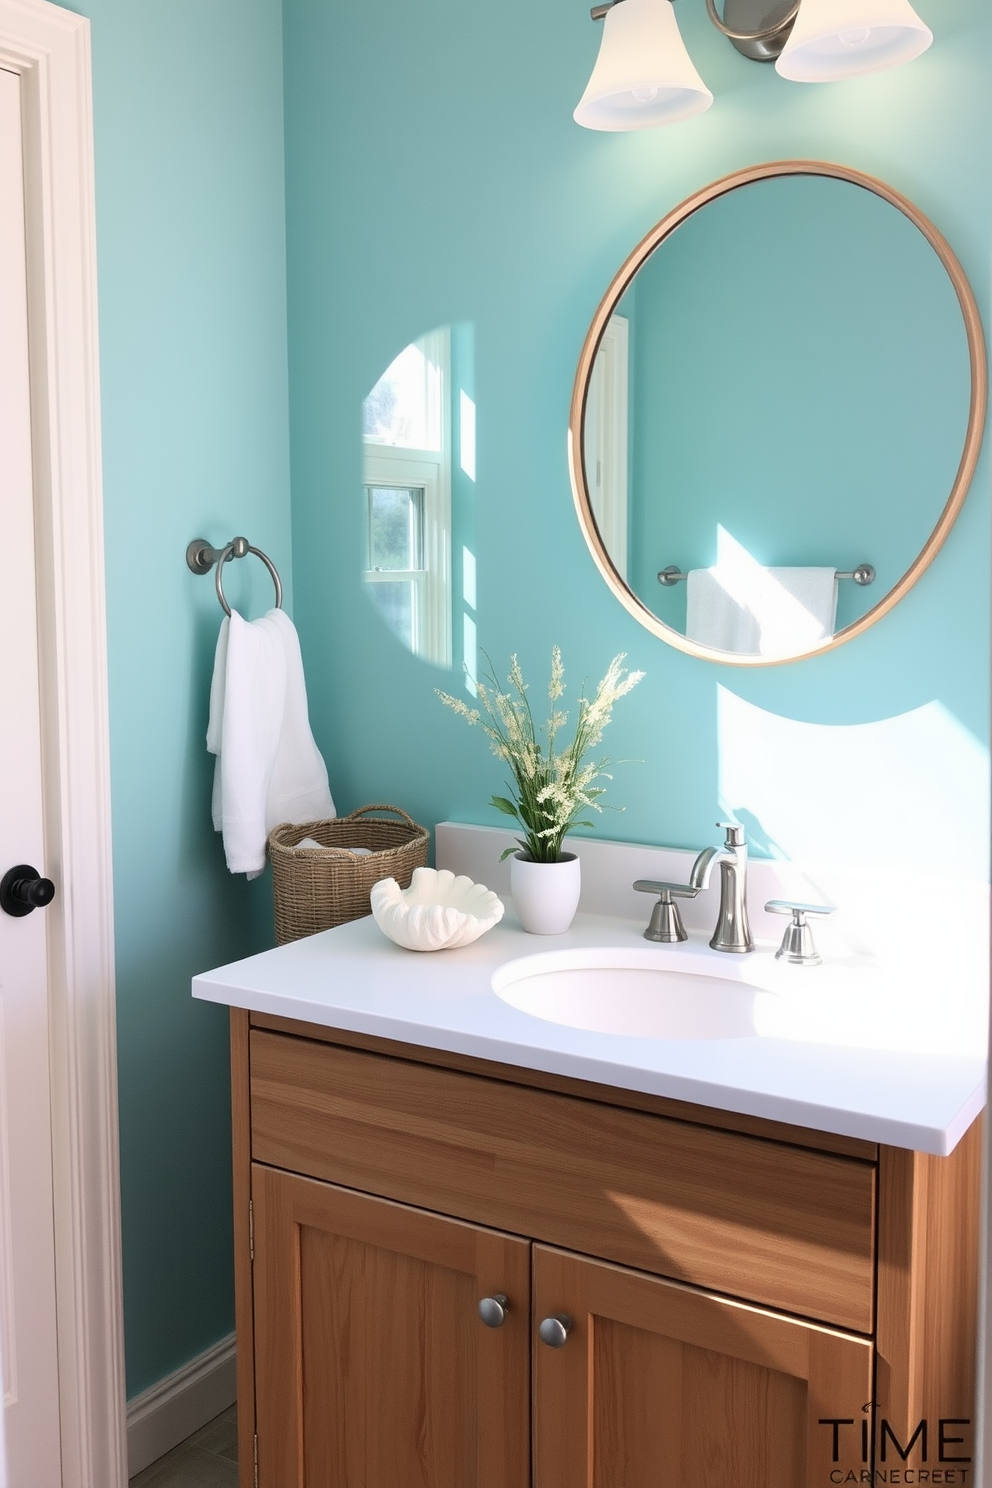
574 0 933 129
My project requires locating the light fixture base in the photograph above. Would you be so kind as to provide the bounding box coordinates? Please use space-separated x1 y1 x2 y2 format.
716 0 798 60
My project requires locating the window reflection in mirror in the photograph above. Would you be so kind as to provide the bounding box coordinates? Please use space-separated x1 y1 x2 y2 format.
362 325 476 682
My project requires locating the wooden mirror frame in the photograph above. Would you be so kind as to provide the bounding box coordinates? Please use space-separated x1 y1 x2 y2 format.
568 160 988 667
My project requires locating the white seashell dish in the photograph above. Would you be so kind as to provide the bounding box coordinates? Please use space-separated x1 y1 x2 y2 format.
370 866 505 952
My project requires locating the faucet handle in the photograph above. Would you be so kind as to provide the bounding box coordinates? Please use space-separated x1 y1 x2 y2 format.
765 900 835 918
765 900 835 966
634 880 699 944
717 822 746 847
634 880 700 898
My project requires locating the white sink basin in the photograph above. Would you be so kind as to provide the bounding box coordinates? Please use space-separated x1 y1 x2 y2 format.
492 947 758 1040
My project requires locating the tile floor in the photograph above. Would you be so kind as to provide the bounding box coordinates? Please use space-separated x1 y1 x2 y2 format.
129 1404 237 1487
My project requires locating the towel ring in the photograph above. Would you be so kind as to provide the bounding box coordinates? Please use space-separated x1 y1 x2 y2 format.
186 536 284 618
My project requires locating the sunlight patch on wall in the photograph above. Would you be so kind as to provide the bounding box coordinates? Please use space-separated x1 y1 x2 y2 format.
717 686 990 880
463 613 477 697
459 390 476 481
462 545 477 611
462 547 477 696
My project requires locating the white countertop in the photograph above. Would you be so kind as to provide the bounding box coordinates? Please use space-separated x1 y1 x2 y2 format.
192 903 986 1156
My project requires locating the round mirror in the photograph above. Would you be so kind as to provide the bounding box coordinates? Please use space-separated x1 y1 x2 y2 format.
569 161 987 665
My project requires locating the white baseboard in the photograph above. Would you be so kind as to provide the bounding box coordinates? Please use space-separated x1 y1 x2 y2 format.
126 1331 236 1478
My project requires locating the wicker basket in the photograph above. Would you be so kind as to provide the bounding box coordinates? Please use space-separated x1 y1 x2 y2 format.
268 804 429 945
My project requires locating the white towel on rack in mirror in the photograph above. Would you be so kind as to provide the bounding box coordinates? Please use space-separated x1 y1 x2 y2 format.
207 608 335 876
685 566 838 657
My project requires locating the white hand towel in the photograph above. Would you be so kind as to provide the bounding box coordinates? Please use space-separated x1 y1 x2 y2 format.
685 566 838 657
295 837 372 855
207 608 335 876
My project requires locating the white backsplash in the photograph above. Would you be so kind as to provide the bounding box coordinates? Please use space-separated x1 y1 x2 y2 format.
435 821 990 985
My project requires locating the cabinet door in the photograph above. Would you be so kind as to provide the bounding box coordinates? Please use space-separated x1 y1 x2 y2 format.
252 1163 530 1488
534 1244 872 1488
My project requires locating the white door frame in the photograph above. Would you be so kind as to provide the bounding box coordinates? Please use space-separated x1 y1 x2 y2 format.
0 2 125 1485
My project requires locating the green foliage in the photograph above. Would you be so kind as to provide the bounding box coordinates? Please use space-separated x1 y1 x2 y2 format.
438 649 644 864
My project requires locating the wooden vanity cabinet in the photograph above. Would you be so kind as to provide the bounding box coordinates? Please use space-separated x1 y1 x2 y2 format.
533 1244 871 1488
251 1167 530 1487
231 1010 980 1488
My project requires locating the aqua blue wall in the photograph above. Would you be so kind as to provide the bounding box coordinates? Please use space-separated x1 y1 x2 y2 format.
283 0 990 877
65 0 292 1397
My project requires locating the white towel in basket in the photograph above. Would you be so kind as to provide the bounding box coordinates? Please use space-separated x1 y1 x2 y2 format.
207 608 335 876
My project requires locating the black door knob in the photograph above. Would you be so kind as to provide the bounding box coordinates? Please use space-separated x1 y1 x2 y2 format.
1 864 56 918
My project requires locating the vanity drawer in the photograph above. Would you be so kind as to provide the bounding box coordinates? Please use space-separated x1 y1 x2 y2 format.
250 1029 876 1332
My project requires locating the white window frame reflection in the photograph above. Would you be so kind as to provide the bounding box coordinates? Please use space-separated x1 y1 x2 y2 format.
363 484 424 660
362 327 452 667
363 455 450 665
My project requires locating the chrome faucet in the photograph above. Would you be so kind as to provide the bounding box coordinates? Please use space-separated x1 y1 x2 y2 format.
690 823 754 954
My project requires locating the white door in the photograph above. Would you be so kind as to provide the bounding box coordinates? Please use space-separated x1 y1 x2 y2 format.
0 62 64 1487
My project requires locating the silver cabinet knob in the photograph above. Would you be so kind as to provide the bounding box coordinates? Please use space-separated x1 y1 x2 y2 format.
538 1313 573 1348
478 1294 510 1328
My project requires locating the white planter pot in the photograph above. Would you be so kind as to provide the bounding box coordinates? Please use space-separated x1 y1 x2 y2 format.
509 851 581 935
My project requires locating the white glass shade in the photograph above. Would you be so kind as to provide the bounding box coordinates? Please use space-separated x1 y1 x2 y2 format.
574 0 713 131
776 0 933 81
